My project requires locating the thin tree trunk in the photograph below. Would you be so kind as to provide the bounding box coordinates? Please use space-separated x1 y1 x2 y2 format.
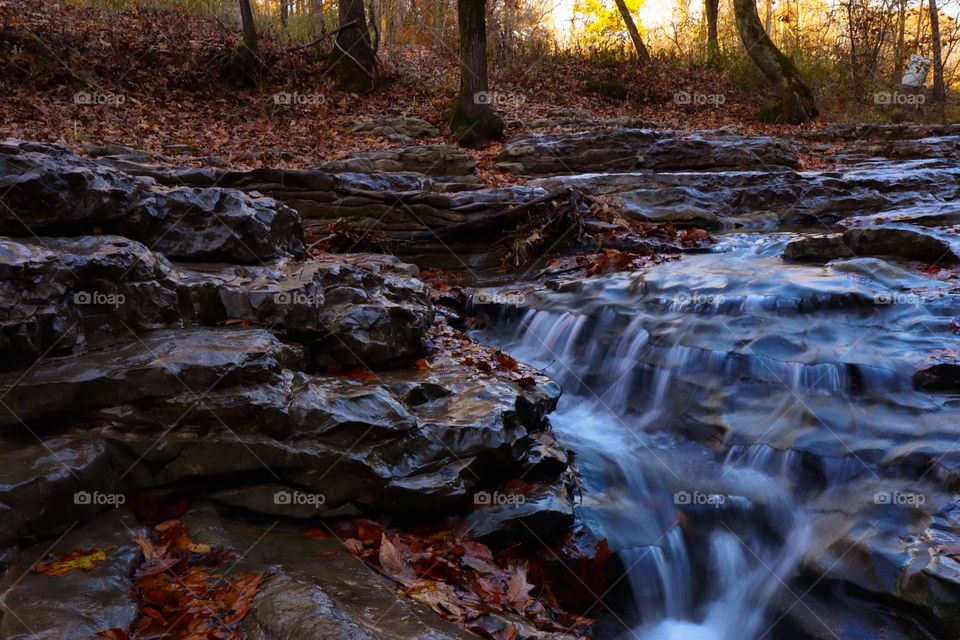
331 0 377 92
764 0 773 32
929 0 946 100
451 0 504 148
705 0 720 61
733 0 818 122
281 0 289 27
238 0 258 50
894 0 907 81
613 0 651 63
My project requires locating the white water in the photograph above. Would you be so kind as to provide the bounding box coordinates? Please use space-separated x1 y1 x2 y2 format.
479 234 946 638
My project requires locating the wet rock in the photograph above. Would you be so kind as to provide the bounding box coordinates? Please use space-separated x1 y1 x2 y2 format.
87 159 548 269
0 327 303 426
783 226 960 264
352 117 440 140
0 436 124 548
466 478 575 539
179 504 475 640
0 509 141 640
316 144 477 177
497 129 800 176
0 234 181 360
913 362 960 391
177 258 433 367
0 140 304 263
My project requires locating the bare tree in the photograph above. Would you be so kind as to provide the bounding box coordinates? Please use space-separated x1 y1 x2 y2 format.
929 0 946 100
733 0 819 122
613 0 651 63
331 0 377 92
705 0 720 61
238 0 258 52
451 0 504 148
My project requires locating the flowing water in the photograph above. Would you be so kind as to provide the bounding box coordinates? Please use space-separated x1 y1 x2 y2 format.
482 232 960 639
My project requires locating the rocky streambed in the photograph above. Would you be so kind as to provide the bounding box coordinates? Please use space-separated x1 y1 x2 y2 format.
2 123 960 639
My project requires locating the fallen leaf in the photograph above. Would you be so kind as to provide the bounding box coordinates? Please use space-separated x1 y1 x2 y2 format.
34 548 109 576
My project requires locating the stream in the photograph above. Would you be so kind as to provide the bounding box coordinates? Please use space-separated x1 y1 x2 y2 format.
482 230 960 639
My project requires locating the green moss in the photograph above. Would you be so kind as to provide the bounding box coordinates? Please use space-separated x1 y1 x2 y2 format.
757 103 782 123
586 79 628 100
449 100 504 149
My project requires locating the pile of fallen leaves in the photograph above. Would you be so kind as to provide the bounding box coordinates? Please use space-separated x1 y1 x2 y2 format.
422 317 540 388
308 517 605 639
97 498 264 640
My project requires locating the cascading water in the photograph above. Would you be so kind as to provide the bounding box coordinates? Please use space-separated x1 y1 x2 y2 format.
481 232 960 639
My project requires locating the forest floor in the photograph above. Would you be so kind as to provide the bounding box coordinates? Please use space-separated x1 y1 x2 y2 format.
4 0 954 182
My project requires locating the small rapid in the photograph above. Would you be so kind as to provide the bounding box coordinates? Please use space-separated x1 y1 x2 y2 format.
481 232 960 638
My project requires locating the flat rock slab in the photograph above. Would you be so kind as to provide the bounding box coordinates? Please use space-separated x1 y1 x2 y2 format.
351 116 440 140
0 140 305 263
0 509 141 640
316 144 478 178
496 129 800 175
782 226 960 264
0 326 303 426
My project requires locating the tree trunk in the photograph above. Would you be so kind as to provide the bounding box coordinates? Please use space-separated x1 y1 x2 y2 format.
331 0 377 92
929 0 946 101
705 0 720 61
451 0 504 148
764 0 773 32
238 0 258 51
894 0 907 81
732 0 818 123
613 0 651 63
280 0 289 27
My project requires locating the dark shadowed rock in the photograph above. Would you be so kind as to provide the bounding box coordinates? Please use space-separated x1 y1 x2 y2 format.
0 509 141 640
0 234 181 360
351 116 440 140
783 226 960 264
0 327 303 426
316 144 477 177
496 129 800 175
0 141 304 263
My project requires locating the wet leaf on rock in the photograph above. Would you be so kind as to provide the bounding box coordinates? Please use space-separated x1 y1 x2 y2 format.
33 548 109 576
